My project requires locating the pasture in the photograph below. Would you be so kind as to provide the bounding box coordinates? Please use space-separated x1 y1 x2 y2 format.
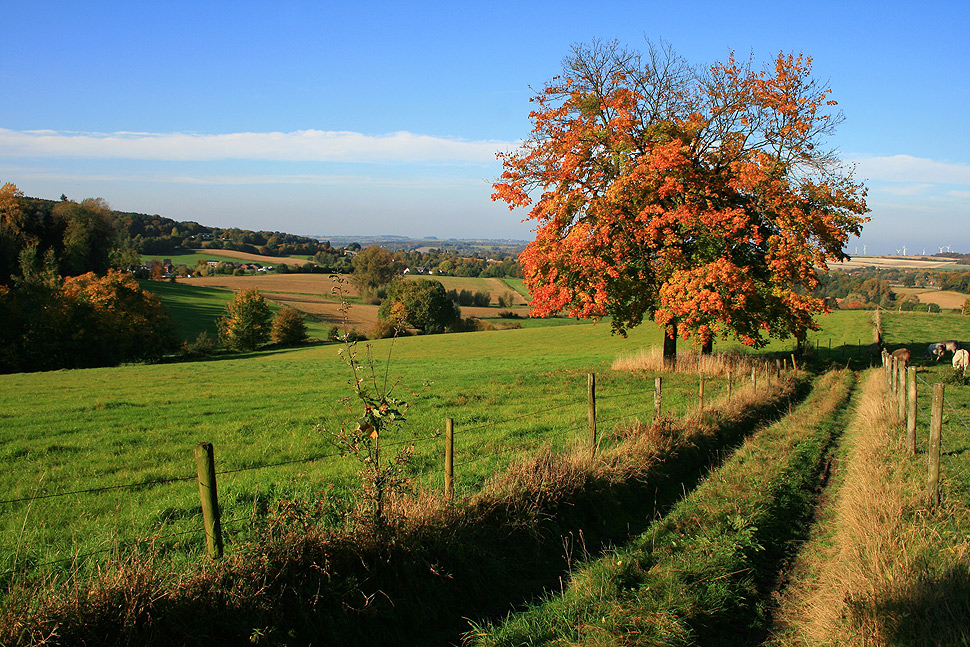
880 310 970 499
0 320 684 580
0 307 869 583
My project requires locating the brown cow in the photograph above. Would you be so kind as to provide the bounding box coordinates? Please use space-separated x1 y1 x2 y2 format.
891 348 911 364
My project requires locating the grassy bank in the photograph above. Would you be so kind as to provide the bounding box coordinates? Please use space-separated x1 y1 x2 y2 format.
467 369 855 646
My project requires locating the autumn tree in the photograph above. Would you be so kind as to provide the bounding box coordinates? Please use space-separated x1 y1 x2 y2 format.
0 183 29 283
493 40 869 363
217 288 273 351
271 306 308 345
351 246 400 299
378 279 459 334
0 269 177 372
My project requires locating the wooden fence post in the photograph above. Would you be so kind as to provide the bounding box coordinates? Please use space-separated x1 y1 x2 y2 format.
445 418 454 500
698 373 705 411
726 369 732 399
791 354 797 371
906 367 917 455
928 383 944 507
587 373 597 458
194 442 223 560
751 367 757 389
654 376 662 421
896 362 906 419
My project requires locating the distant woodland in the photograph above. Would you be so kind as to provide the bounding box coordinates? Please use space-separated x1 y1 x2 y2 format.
0 185 523 373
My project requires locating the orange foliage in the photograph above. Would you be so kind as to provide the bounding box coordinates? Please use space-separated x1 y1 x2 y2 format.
494 41 869 348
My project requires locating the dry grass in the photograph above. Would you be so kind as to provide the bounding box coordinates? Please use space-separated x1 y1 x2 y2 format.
611 345 780 377
769 370 970 646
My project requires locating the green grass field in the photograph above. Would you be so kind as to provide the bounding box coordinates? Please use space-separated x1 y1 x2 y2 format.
0 307 889 586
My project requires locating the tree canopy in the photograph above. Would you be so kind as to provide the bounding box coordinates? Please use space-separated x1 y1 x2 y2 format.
493 40 869 357
378 279 459 334
351 246 400 299
217 288 273 351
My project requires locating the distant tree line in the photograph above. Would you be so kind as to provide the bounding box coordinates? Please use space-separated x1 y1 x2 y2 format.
813 266 970 312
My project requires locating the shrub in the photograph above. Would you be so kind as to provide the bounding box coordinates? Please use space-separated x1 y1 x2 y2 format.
181 331 217 358
372 319 407 339
271 307 308 346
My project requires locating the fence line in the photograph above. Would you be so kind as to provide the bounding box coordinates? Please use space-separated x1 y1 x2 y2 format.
2 365 786 572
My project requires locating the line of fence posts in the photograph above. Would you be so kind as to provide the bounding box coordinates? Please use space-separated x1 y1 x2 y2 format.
882 351 944 506
192 360 813 559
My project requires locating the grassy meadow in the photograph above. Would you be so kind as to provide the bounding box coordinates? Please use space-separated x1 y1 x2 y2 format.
0 319 691 581
6 287 970 644
0 300 877 584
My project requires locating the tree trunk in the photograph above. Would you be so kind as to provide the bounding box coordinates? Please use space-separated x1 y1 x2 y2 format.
701 336 713 355
663 324 677 370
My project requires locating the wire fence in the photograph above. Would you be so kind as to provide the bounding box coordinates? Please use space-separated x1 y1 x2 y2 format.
0 369 757 579
913 372 970 502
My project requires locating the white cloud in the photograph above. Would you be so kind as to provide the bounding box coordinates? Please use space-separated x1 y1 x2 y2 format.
849 154 970 185
878 183 933 196
0 128 517 164
0 166 490 191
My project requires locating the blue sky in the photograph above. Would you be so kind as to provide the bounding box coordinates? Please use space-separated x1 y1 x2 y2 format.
1 1 967 255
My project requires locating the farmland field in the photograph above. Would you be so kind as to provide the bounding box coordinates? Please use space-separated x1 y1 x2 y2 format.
167 273 532 334
895 287 969 310
143 248 313 267
831 254 961 271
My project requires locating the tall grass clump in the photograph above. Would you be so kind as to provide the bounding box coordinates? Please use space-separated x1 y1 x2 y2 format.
768 370 970 646
611 346 767 376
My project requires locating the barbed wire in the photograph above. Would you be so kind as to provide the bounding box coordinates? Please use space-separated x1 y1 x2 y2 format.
0 473 197 507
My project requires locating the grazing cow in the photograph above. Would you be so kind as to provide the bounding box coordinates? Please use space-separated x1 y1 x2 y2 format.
954 348 970 371
891 348 911 364
941 340 962 356
924 343 946 361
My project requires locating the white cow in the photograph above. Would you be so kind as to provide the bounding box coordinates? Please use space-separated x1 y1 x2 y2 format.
954 348 970 371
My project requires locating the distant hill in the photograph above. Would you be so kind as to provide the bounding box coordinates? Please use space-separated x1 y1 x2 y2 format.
314 234 528 255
